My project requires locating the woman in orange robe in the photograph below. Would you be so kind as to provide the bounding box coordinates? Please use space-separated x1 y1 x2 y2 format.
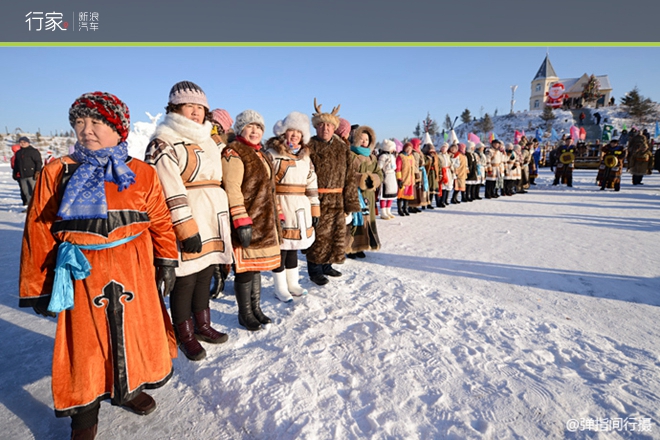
19 92 179 439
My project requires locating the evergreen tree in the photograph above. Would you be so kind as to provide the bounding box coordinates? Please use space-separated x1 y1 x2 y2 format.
621 86 657 124
581 74 601 103
460 108 472 124
413 122 421 138
422 112 439 135
540 105 556 127
476 113 494 135
444 114 452 131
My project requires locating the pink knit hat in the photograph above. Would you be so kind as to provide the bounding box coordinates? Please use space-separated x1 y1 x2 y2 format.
211 109 233 132
458 143 466 154
410 138 421 151
335 118 351 138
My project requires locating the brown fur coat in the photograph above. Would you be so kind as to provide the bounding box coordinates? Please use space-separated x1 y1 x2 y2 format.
304 134 360 264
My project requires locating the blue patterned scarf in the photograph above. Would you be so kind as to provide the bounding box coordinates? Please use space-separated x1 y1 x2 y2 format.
57 141 136 220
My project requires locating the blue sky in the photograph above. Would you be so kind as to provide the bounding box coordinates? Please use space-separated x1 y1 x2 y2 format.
2 47 660 142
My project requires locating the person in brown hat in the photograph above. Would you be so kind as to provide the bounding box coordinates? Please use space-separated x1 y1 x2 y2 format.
304 99 360 285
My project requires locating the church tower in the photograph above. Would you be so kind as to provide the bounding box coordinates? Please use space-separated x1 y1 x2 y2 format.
529 54 559 110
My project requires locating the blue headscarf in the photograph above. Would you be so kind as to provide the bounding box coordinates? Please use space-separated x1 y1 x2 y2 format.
57 141 136 220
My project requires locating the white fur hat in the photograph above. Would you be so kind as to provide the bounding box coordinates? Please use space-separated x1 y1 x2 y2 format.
234 109 265 136
381 139 396 153
466 141 476 152
273 111 311 144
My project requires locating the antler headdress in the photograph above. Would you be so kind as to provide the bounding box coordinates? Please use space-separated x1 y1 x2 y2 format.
311 97 341 129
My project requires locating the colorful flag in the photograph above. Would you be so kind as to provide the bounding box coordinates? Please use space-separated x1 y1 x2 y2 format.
622 123 628 131
535 128 544 141
579 127 587 140
489 132 495 143
514 130 522 144
655 121 659 138
468 132 480 144
570 126 580 141
550 128 559 141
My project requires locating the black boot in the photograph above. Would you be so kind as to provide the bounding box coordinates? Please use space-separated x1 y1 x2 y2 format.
451 190 459 204
397 199 404 216
402 200 410 216
436 194 445 208
235 280 261 331
474 185 482 200
250 273 271 325
485 181 492 199
443 191 450 206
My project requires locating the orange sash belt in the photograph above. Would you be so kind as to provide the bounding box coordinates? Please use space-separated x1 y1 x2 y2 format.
318 188 343 194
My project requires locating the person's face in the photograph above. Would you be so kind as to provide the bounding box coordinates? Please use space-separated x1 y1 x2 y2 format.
19 140 29 148
176 103 206 124
359 132 370 147
316 122 335 141
404 145 413 154
285 129 302 147
74 117 121 151
241 123 264 144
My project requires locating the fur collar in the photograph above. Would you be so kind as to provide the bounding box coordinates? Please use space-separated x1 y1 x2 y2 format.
352 126 377 152
152 112 213 145
265 135 309 158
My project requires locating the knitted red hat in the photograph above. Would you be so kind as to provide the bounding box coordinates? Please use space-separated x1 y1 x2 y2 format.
69 92 130 142
411 138 421 151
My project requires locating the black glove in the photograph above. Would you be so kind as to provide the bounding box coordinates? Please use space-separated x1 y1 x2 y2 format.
361 207 370 216
237 225 252 248
210 264 229 299
181 233 202 253
397 180 403 189
156 266 176 297
312 216 319 228
365 176 374 189
33 304 56 318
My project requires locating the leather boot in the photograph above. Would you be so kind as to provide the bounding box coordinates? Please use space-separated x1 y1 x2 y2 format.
235 280 262 331
474 185 482 200
71 425 97 440
251 273 272 325
193 308 228 344
451 191 460 204
175 319 206 361
397 199 404 216
402 200 410 215
122 392 157 415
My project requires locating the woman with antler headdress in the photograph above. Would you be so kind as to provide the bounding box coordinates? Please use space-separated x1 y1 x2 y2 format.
304 99 360 286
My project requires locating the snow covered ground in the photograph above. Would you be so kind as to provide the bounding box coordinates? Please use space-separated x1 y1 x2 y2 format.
1 163 659 440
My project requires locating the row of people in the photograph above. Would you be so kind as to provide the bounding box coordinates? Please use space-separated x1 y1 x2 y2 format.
18 83 374 439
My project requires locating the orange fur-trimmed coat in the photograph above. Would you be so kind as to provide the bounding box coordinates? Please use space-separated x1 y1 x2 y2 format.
19 156 179 417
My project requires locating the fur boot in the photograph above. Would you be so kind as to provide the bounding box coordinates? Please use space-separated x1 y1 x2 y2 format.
286 267 308 296
273 270 293 302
